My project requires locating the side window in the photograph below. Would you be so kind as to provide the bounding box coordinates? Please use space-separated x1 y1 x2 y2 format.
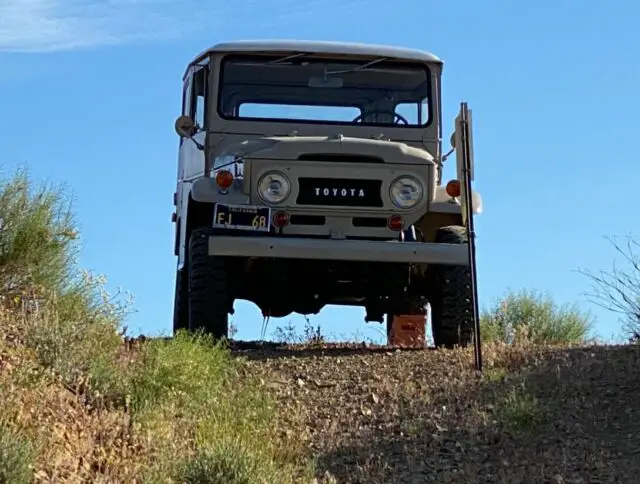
395 98 429 125
182 76 192 116
192 67 207 129
179 74 193 146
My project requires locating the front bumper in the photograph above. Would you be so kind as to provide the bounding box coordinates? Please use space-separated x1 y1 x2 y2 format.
208 236 469 266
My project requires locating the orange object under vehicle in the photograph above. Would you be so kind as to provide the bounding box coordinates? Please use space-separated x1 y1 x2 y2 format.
388 314 427 348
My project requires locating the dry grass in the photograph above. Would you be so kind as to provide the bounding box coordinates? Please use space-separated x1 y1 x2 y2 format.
0 307 314 483
0 170 314 483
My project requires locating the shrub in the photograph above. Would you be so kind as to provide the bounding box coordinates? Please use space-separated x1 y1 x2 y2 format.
0 421 36 484
0 169 132 406
0 168 311 481
480 289 592 345
21 279 130 406
0 168 77 297
579 236 640 342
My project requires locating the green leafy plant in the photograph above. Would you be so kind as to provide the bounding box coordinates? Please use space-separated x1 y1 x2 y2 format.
0 421 36 484
480 289 592 345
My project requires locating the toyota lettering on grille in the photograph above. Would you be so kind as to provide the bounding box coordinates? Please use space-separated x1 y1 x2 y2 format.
297 178 383 207
314 187 366 198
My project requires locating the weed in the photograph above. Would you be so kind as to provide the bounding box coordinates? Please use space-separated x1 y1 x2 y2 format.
497 383 544 435
0 421 36 484
128 331 235 414
483 366 508 383
175 435 298 484
274 320 325 346
273 321 299 343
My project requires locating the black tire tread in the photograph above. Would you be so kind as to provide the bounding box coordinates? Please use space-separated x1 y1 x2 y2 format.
430 226 474 348
188 227 229 339
172 268 189 334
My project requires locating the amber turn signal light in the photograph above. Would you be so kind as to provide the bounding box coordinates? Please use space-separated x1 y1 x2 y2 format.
215 170 234 189
445 180 461 198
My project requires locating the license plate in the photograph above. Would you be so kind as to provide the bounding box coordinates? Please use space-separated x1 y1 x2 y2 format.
213 204 271 232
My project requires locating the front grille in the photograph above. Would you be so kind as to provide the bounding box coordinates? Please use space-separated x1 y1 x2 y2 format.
296 178 383 207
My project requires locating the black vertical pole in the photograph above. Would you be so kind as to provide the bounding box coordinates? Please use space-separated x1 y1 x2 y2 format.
459 103 483 372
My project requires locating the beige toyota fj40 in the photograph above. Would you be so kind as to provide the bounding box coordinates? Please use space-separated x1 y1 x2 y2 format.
171 40 482 348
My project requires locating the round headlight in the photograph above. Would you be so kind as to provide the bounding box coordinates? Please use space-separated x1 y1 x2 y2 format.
257 171 291 204
389 176 423 209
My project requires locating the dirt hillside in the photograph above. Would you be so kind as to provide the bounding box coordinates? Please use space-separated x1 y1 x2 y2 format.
240 342 640 483
4 322 640 482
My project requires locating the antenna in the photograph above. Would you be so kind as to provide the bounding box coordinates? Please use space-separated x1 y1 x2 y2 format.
458 102 483 373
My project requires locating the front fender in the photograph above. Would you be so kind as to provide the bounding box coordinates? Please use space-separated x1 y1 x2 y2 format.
190 177 249 205
430 186 483 214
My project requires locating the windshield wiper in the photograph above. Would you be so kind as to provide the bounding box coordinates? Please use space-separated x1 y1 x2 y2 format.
326 57 388 75
266 53 308 64
264 54 388 74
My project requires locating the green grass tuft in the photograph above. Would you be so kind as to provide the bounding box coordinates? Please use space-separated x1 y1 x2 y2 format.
497 383 545 435
0 421 36 484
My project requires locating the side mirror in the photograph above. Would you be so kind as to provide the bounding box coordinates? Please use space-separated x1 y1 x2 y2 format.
175 115 197 138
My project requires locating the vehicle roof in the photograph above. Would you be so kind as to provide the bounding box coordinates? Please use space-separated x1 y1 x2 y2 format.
184 39 442 79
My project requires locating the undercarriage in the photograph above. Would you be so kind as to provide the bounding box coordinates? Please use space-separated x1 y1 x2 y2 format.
229 256 419 322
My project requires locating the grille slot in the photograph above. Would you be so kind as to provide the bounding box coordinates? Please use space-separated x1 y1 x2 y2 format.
296 178 383 207
352 217 387 228
289 215 326 226
297 154 384 163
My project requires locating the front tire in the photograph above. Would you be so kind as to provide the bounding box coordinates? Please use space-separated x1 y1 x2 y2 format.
429 226 474 348
187 227 229 339
173 268 188 334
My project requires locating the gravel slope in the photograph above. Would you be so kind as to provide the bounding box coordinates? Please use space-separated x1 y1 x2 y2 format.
238 343 640 483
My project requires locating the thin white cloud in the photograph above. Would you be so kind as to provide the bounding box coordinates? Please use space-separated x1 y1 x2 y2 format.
0 0 399 54
0 0 203 52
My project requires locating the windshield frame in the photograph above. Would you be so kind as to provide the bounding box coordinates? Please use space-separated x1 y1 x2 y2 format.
215 53 433 130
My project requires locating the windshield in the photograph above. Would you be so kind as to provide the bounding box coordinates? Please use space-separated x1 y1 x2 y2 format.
217 54 431 128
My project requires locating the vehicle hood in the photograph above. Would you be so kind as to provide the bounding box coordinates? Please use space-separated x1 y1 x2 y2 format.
215 135 435 165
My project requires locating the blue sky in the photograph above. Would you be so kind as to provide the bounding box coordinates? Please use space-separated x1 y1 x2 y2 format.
1 0 638 343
